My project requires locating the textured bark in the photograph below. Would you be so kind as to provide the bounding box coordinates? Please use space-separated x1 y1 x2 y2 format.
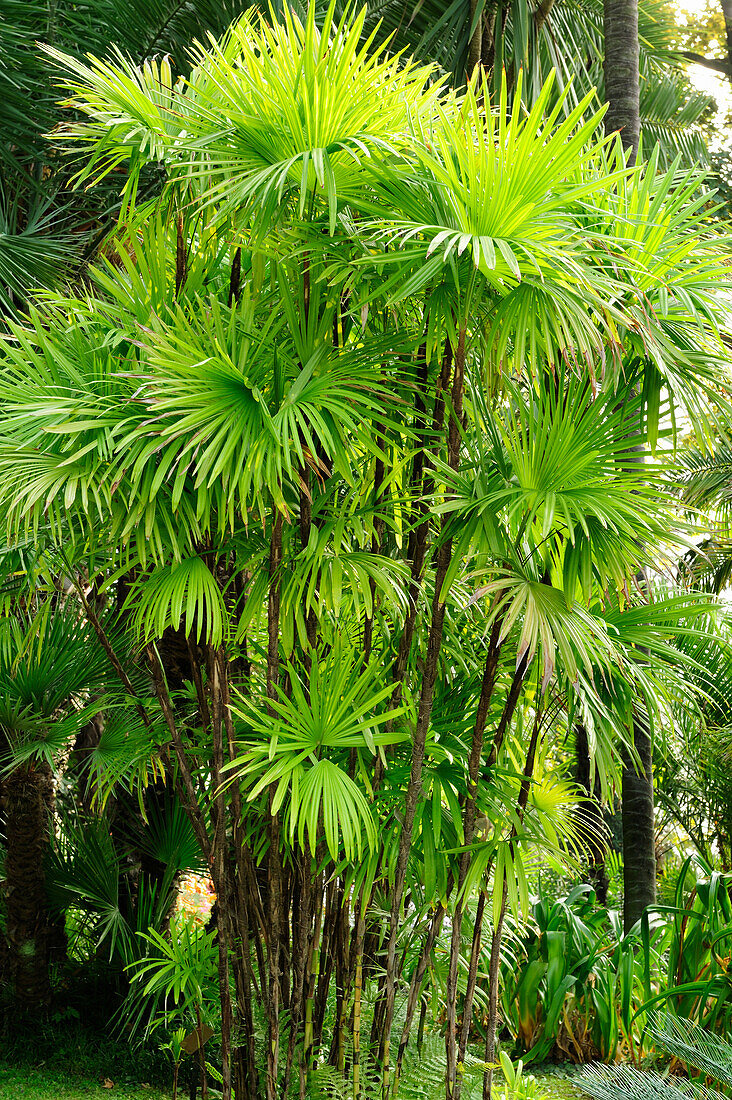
603 0 640 160
3 765 52 1011
467 0 483 76
621 712 656 931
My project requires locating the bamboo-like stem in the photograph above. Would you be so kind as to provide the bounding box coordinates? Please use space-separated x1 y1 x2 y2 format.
283 847 313 1098
364 423 386 662
324 877 348 1069
483 709 543 1100
393 873 455 1091
315 876 341 1049
446 616 504 1099
443 653 530 1100
266 508 284 1100
482 899 506 1100
379 325 467 1094
301 875 324 1099
298 464 318 656
384 343 452 721
194 1003 209 1100
232 892 260 1100
367 341 453 1065
186 637 211 735
75 579 150 729
352 885 369 1100
207 641 234 1100
458 890 486 1069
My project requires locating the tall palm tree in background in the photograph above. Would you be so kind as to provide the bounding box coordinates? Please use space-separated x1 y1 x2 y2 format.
601 0 658 933
604 0 641 157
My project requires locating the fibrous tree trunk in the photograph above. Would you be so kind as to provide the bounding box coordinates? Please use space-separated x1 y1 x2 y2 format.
621 711 656 931
603 0 656 932
603 0 640 160
3 764 52 1011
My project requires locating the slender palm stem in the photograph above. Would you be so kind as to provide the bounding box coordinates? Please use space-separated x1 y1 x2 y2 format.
379 325 467 1092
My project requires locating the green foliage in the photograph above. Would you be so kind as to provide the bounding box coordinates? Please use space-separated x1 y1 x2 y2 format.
129 916 218 1023
494 1053 545 1100
500 885 657 1063
0 3 730 1095
580 1016 732 1100
641 856 732 1033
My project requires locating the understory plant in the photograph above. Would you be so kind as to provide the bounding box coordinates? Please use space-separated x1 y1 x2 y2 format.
581 1016 732 1100
501 885 670 1064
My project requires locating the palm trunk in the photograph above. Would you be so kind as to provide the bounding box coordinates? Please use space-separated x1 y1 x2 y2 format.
603 0 640 160
621 710 656 931
603 0 652 929
483 709 543 1100
4 764 52 1011
378 326 467 1092
446 619 503 1098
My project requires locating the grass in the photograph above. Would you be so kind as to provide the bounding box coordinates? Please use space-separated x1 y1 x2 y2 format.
532 1068 586 1100
0 987 174 1100
0 1064 168 1100
0 988 587 1100
0 1063 586 1100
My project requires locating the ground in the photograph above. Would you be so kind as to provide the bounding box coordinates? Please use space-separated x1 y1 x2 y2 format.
529 1067 588 1100
0 1062 586 1099
0 1064 168 1099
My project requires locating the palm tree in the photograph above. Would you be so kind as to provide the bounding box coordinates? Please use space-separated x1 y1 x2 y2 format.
0 8 730 1098
603 0 640 157
600 0 655 932
0 605 113 1009
368 0 711 165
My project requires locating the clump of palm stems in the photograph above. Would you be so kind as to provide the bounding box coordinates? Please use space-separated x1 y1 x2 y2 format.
0 5 730 1100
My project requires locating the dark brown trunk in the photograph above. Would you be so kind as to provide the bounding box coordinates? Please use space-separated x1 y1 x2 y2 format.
621 710 656 931
603 0 640 160
3 764 52 1011
446 619 504 1097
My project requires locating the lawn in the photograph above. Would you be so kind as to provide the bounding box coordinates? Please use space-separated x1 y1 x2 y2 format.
0 1064 169 1100
531 1068 587 1100
0 1061 586 1099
